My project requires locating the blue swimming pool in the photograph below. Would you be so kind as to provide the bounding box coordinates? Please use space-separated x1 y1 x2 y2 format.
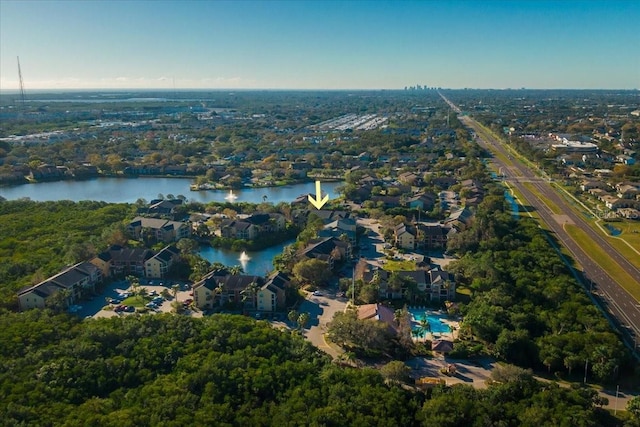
408 308 451 337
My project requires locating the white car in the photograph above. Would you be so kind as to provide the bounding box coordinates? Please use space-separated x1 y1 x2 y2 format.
312 291 322 297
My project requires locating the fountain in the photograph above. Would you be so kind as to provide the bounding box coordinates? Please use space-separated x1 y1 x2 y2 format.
224 190 238 202
239 251 250 271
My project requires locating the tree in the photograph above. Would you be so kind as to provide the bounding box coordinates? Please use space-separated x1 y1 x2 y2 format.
297 312 310 330
627 396 640 419
242 281 260 309
380 361 410 385
229 265 244 275
292 258 332 287
176 238 198 255
128 276 140 299
47 288 72 312
172 284 180 302
490 364 533 384
138 287 148 302
417 317 431 340
288 310 299 328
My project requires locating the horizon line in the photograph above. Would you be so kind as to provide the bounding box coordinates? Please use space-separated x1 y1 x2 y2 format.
1 87 638 94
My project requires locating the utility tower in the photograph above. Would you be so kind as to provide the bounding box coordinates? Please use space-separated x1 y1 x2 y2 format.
17 56 26 110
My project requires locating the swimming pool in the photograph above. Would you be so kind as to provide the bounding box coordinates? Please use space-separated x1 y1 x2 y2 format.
408 308 452 337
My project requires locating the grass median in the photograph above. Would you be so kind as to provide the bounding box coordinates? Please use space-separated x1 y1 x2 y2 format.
564 224 640 300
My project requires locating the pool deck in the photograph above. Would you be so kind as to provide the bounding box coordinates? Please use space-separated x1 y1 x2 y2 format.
409 308 460 342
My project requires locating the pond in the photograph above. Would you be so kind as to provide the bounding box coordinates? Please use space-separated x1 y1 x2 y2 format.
198 240 293 277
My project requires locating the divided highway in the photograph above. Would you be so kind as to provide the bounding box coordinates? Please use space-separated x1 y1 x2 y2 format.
440 93 640 353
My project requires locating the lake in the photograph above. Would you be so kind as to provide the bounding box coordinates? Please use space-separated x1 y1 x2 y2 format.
0 178 344 204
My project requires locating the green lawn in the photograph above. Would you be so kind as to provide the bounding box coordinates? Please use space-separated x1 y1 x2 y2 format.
382 259 416 272
121 296 150 308
564 224 640 301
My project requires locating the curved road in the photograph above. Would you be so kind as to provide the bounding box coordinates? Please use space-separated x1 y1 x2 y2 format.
440 94 640 352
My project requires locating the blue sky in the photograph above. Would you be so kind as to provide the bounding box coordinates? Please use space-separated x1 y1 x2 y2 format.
1 0 638 90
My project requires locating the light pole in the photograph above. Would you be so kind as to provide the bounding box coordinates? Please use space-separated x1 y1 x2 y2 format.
615 385 620 415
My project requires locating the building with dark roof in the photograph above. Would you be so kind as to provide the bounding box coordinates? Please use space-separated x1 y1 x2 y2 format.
18 261 102 310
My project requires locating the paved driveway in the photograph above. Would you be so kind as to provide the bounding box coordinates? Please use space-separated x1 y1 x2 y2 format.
299 291 347 358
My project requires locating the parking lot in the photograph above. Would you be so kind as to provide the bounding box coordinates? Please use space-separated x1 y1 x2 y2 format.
76 280 199 319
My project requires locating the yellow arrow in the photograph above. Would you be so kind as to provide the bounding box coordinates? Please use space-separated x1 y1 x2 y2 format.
308 180 329 209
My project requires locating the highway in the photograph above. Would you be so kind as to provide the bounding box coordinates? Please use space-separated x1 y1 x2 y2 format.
439 93 640 353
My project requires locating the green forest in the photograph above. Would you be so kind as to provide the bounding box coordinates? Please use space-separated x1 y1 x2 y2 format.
0 200 133 310
0 310 623 426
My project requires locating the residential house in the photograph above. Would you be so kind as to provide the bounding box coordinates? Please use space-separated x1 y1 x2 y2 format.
580 179 609 192
297 237 352 269
256 271 291 312
427 266 456 301
318 217 357 244
145 199 183 217
123 165 163 175
416 223 450 249
220 213 285 240
145 245 180 279
394 224 416 250
600 195 640 210
371 195 402 208
616 183 640 199
407 193 436 211
616 155 636 165
398 172 421 186
220 220 258 240
91 245 154 278
357 303 398 334
355 259 456 302
128 216 191 243
444 207 474 231
431 176 458 189
293 209 350 228
30 164 65 181
18 261 102 310
192 272 264 311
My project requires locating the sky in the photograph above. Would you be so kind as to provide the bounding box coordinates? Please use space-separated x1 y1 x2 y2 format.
0 0 638 91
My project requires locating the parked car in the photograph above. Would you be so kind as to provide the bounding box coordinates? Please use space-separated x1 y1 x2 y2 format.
124 306 135 313
183 298 193 306
312 291 322 296
109 298 121 304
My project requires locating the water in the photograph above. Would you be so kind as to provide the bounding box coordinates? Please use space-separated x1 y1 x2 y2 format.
0 177 344 204
408 308 452 336
605 223 622 236
504 191 519 219
198 241 293 276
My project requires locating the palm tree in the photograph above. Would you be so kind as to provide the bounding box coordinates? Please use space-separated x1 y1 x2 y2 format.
138 287 148 302
418 317 431 340
262 194 268 203
242 280 260 310
229 265 244 275
288 309 299 327
297 312 310 330
127 275 139 297
172 284 180 302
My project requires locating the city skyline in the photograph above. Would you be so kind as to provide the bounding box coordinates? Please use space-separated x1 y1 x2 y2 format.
0 0 638 91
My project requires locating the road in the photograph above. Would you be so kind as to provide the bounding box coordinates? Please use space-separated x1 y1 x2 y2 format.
300 290 347 359
439 93 640 353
